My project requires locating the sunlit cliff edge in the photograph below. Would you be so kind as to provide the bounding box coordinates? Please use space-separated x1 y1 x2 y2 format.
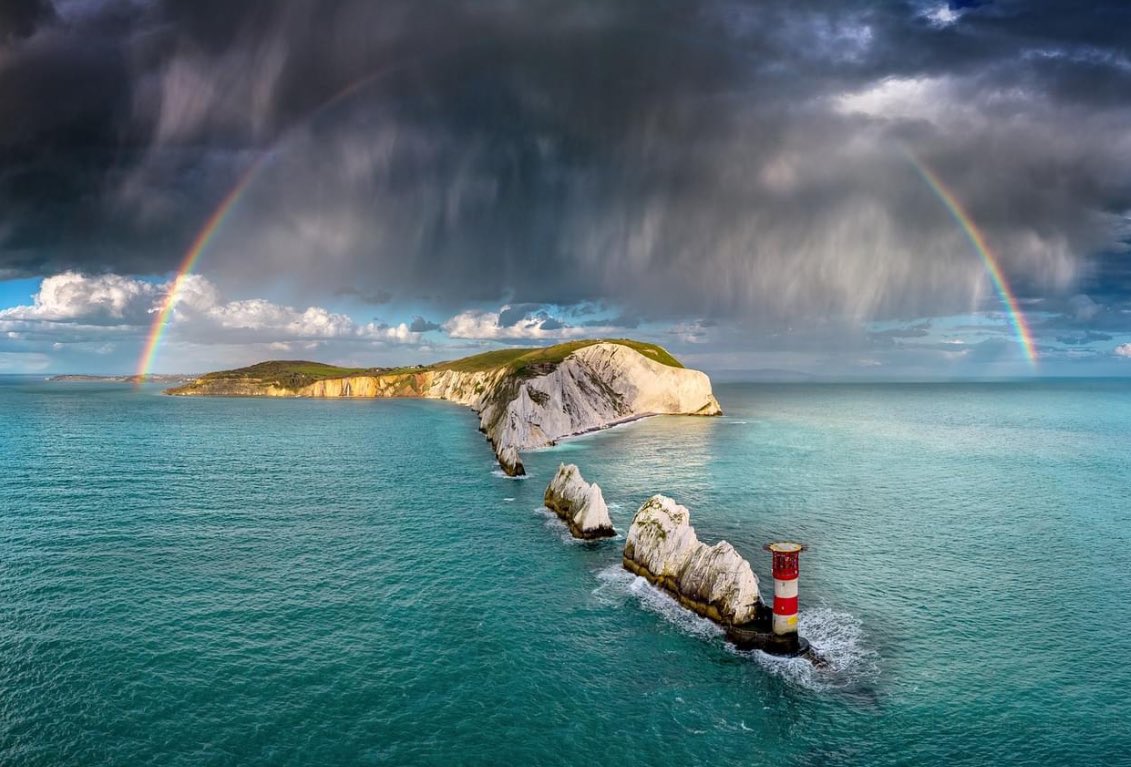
167 339 722 475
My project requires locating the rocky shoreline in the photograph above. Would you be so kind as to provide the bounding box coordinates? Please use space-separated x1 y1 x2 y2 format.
169 341 721 476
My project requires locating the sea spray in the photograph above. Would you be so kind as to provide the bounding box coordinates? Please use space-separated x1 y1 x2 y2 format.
593 566 877 692
737 607 880 693
593 565 725 641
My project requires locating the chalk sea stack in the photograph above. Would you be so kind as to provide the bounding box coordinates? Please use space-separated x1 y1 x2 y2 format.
543 464 615 539
167 340 721 475
497 446 525 478
623 495 764 626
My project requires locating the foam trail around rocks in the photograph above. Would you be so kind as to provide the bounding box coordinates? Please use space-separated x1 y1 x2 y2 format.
593 565 724 641
593 566 877 692
537 509 585 545
536 508 617 546
491 469 529 480
735 607 879 693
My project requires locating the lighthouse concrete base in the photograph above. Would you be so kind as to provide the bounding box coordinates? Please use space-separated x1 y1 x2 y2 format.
726 623 823 665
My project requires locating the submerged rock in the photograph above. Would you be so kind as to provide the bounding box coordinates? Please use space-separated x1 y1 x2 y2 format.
543 464 615 539
623 495 762 626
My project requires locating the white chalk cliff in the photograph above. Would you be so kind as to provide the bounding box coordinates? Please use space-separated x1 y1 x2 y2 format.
623 495 763 626
543 463 615 539
169 341 722 476
479 343 721 463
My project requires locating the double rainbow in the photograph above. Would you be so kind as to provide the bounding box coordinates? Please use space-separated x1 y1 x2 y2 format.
133 94 1039 377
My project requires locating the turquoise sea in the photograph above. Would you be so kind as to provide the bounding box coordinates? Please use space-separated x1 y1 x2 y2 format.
2 377 1129 765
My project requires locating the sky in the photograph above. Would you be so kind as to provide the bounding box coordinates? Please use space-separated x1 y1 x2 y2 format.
1 0 1130 378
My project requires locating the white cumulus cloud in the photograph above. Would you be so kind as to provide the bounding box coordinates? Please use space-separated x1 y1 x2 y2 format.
0 271 426 348
1114 343 1131 358
923 4 962 28
0 271 159 324
442 308 589 340
834 76 951 122
357 322 416 342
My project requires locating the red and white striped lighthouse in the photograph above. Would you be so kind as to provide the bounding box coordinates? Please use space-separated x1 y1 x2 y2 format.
765 541 806 638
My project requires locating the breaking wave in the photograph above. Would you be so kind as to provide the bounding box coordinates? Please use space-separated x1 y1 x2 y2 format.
536 507 581 545
734 606 880 693
592 565 723 641
592 566 877 693
535 508 621 546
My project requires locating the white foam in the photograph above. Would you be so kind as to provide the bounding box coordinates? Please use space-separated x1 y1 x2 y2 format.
733 606 879 693
536 507 584 545
592 566 878 693
592 565 723 640
491 469 530 480
536 508 618 546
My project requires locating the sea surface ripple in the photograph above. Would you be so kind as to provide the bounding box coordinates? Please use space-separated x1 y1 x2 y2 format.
1 377 1129 765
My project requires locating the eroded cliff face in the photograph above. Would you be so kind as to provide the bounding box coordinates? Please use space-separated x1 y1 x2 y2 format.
170 342 721 475
482 343 721 455
543 463 615 539
299 368 507 404
623 495 763 626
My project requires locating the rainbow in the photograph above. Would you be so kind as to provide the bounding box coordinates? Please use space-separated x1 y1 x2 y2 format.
904 151 1038 366
136 53 1039 377
134 162 263 381
133 60 422 381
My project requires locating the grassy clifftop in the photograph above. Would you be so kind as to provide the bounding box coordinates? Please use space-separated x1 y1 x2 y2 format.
436 339 684 374
168 339 684 394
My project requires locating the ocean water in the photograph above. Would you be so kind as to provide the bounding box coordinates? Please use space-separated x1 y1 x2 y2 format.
1 377 1129 766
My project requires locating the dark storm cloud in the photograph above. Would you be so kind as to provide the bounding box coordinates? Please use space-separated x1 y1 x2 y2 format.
1057 330 1112 346
868 321 932 347
0 0 55 42
1 0 1130 330
870 322 931 339
582 314 640 330
337 286 392 305
408 315 441 333
497 303 544 328
1025 292 1131 352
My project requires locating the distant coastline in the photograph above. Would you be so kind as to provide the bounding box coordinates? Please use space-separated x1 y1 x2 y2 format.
48 374 194 384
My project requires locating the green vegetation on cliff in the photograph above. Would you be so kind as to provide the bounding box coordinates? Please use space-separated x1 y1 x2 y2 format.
435 339 684 375
167 339 684 394
170 360 377 393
